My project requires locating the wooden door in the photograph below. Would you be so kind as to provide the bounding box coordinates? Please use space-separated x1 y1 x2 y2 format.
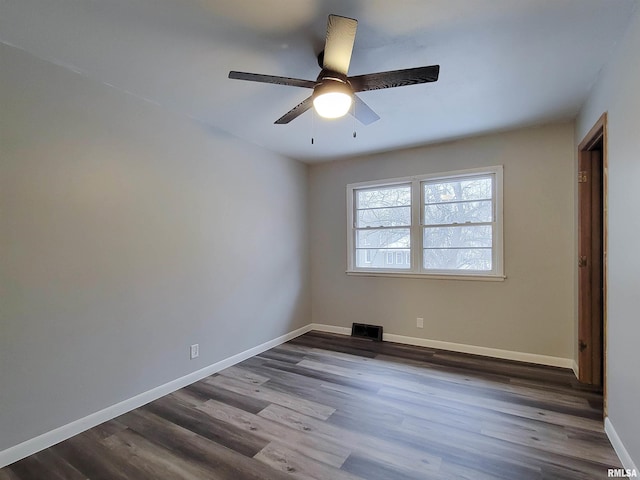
578 150 603 386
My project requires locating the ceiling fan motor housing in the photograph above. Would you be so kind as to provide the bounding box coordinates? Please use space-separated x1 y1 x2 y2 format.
313 71 353 98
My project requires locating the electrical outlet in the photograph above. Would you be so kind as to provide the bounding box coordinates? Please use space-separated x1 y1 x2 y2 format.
416 317 424 329
190 344 199 359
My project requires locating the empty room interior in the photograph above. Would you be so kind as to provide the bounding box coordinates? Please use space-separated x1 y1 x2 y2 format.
1 1 639 479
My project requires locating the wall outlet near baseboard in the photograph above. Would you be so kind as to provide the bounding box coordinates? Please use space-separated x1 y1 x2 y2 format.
417 318 424 329
190 344 199 359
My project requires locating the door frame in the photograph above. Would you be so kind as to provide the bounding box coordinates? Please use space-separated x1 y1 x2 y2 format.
577 112 608 410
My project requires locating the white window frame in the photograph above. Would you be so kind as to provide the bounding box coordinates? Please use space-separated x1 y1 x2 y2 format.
346 166 504 281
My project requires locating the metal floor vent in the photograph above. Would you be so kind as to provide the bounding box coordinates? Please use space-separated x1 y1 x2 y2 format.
351 323 383 341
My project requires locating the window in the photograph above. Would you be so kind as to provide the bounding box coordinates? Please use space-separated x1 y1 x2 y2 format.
353 184 411 271
347 166 504 279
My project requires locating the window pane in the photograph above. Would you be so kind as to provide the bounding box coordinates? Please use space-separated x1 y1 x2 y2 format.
423 248 492 270
423 225 492 248
356 248 410 269
423 176 492 204
424 200 492 225
356 229 410 249
357 206 411 227
357 185 411 209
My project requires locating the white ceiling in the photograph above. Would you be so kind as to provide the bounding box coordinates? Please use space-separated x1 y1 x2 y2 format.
1 0 637 163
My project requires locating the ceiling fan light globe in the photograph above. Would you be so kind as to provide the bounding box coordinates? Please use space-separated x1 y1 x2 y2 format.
313 91 352 118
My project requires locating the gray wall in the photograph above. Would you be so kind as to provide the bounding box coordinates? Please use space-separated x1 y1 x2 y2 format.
0 43 310 451
309 123 576 359
576 4 640 467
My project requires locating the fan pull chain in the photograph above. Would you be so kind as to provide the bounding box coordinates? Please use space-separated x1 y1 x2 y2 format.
352 98 357 138
311 107 315 145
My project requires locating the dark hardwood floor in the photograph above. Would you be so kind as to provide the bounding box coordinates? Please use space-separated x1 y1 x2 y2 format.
0 331 621 479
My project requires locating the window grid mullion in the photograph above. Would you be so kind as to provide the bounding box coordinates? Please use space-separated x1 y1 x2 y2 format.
356 248 411 250
423 247 493 250
411 180 421 273
422 221 494 228
355 205 411 212
354 225 411 231
423 197 492 207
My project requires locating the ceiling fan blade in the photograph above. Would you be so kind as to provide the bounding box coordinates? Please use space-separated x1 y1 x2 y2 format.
323 15 358 75
349 65 440 92
229 71 316 89
351 94 380 125
274 96 314 124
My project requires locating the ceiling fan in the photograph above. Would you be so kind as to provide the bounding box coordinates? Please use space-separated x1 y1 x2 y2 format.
228 14 440 125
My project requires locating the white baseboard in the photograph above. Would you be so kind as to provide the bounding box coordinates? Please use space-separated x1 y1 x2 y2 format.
311 324 573 369
605 417 638 472
572 360 579 379
0 324 313 469
309 323 351 335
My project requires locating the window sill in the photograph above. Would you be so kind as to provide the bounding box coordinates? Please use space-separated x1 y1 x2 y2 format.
345 271 506 282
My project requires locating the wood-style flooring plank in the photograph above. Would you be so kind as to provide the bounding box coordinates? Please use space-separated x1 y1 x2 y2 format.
100 428 212 480
204 374 336 420
116 409 291 480
0 467 22 480
141 394 268 458
196 399 350 468
51 429 157 480
217 365 270 386
183 379 271 414
258 403 443 476
237 361 406 429
2 452 86 480
254 442 362 480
